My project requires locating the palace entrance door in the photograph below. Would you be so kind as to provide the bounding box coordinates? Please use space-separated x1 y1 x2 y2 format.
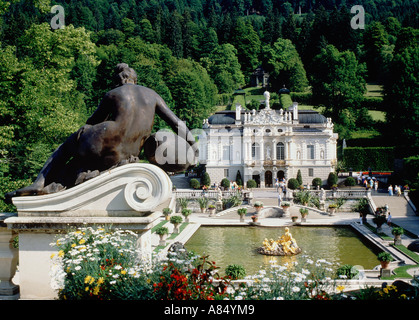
265 171 273 187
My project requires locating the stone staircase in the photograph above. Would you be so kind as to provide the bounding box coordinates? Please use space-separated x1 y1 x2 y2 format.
372 194 416 217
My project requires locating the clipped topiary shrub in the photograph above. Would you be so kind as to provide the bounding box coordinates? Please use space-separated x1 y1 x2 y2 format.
287 178 300 190
189 178 200 189
247 179 257 188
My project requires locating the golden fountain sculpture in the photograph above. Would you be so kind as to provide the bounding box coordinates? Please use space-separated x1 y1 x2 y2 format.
257 227 302 256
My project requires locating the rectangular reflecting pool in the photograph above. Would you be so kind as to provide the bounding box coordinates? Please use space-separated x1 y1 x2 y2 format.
185 226 380 275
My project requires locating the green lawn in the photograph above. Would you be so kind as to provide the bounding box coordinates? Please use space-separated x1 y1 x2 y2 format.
365 83 383 97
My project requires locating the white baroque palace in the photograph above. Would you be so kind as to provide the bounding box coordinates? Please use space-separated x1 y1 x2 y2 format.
198 91 338 188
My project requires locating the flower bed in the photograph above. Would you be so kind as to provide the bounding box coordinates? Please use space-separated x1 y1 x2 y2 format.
50 226 419 300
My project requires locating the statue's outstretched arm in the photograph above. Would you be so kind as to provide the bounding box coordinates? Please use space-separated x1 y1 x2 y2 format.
155 96 197 150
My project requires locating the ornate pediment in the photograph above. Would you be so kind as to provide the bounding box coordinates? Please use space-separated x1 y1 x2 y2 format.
245 108 291 125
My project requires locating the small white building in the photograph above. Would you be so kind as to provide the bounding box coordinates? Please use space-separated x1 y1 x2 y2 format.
199 92 338 187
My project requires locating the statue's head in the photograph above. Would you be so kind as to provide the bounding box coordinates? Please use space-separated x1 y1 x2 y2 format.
114 63 138 86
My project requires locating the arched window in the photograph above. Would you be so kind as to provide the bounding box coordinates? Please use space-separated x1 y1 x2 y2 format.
252 143 260 160
276 142 285 160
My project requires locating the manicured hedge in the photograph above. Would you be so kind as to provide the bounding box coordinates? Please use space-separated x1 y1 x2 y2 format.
343 147 394 171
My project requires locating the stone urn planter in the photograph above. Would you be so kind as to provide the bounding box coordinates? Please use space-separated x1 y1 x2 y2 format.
170 216 183 234
392 227 404 246
181 209 191 223
291 216 298 223
162 207 172 221
208 205 216 217
328 204 337 216
254 201 263 214
155 226 169 246
237 208 247 222
300 208 308 222
281 202 290 217
378 252 393 270
251 215 259 223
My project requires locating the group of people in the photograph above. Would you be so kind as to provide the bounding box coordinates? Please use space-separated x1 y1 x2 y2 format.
387 184 405 196
357 174 380 191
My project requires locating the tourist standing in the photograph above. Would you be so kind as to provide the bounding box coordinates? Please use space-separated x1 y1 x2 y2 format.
387 212 392 227
277 192 282 207
388 185 393 196
396 185 402 196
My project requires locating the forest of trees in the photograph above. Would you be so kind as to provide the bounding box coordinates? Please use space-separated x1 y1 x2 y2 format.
0 0 418 210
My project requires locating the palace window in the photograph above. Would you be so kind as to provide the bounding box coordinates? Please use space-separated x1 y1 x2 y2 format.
276 142 285 160
252 143 260 160
307 145 315 159
222 145 230 160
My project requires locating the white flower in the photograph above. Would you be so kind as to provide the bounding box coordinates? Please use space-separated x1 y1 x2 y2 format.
110 280 116 285
234 295 243 300
339 274 348 279
291 286 301 293
75 266 81 271
302 268 310 275
114 265 122 270
306 259 314 264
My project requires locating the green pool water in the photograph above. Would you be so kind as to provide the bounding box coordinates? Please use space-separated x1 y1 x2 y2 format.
185 226 380 275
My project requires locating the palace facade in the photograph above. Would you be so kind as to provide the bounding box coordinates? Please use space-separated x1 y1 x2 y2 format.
198 92 338 188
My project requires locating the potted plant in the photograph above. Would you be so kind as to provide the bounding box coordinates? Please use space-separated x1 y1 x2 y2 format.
299 208 309 222
254 201 263 214
237 208 247 222
208 204 216 217
328 203 338 216
377 252 393 269
281 201 291 216
155 226 169 246
181 208 192 223
391 227 404 245
197 197 209 213
372 215 387 233
162 207 172 221
170 215 183 234
251 215 259 223
225 264 246 280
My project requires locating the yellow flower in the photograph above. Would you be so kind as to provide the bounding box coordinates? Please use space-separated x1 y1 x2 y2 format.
50 253 55 259
93 286 100 295
383 288 388 294
85 286 89 292
337 285 345 292
71 243 76 248
121 270 127 275
58 250 64 257
400 294 407 299
84 276 92 284
97 277 104 285
79 239 86 245
56 239 61 246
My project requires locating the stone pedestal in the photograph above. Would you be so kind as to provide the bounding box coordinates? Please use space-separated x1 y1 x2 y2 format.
0 213 19 300
5 163 172 300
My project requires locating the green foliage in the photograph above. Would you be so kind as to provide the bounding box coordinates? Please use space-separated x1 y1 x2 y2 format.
155 226 169 236
377 251 393 262
312 178 323 188
262 38 308 92
170 215 183 225
296 169 303 186
225 264 246 280
311 44 366 120
246 179 257 188
344 177 356 187
181 209 192 217
220 178 230 189
343 147 394 171
189 178 200 189
287 178 300 190
327 172 338 187
336 264 359 280
197 197 208 209
235 170 243 186
201 172 211 187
